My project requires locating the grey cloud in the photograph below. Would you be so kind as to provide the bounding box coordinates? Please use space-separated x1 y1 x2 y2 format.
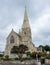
0 0 50 51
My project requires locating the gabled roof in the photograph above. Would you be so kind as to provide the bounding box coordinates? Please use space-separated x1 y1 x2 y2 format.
7 29 21 39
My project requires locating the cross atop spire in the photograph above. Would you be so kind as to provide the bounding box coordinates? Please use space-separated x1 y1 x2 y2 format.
22 8 30 29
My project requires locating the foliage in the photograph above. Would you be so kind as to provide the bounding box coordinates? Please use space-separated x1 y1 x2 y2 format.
27 52 31 55
19 44 28 53
11 44 28 59
0 54 3 57
46 53 50 59
39 45 44 52
0 54 4 60
31 52 36 59
11 46 19 53
11 45 28 54
39 45 50 52
44 45 50 51
5 55 9 60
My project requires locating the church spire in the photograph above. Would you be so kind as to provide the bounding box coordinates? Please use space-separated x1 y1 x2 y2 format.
22 8 30 29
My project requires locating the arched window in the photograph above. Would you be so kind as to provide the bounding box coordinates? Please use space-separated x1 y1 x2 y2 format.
10 36 14 43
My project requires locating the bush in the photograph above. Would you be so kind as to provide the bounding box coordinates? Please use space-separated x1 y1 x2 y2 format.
46 54 50 59
5 55 9 60
9 58 15 61
15 58 19 60
3 58 15 61
0 57 3 60
0 54 3 57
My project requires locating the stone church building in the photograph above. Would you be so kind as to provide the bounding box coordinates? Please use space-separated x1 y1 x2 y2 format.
4 9 37 58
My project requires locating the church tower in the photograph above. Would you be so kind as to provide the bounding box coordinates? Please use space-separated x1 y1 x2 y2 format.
21 9 32 42
20 9 36 53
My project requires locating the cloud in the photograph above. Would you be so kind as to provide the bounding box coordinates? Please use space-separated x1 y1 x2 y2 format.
31 13 50 46
0 0 50 51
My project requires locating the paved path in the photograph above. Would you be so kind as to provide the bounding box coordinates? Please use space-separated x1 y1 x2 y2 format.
0 61 36 65
0 63 35 65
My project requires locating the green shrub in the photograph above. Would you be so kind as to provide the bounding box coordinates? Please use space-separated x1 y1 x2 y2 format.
3 58 15 61
15 58 19 60
0 54 3 57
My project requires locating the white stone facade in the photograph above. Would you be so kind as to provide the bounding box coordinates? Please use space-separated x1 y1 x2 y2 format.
4 9 37 58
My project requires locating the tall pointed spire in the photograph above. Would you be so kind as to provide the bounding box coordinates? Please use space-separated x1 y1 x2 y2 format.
22 8 30 29
24 7 28 21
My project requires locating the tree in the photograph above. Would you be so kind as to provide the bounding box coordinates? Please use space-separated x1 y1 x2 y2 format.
39 45 44 52
19 44 28 53
11 46 19 53
44 45 50 52
11 44 28 59
18 44 28 59
39 45 50 52
5 55 9 60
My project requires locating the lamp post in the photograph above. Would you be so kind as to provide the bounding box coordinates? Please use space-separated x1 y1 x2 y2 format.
36 53 38 61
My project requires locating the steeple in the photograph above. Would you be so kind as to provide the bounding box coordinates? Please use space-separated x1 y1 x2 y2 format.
22 8 30 29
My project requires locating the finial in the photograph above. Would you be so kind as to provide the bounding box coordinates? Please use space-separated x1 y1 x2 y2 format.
12 28 13 31
25 5 26 9
11 24 14 31
25 5 27 11
11 24 13 30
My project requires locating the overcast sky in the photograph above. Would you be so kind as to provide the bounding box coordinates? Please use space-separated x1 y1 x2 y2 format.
0 0 50 51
